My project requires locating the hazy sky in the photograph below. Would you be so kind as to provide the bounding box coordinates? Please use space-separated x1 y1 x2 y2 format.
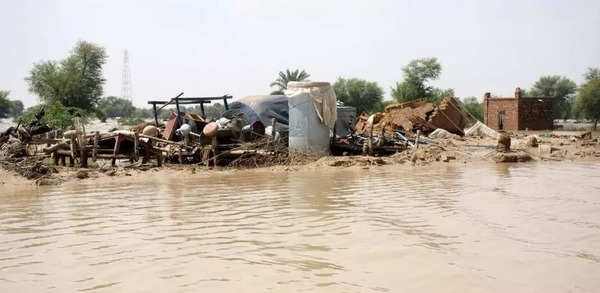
1 0 599 107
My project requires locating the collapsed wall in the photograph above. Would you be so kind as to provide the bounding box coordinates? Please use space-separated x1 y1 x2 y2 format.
354 97 466 137
428 97 465 135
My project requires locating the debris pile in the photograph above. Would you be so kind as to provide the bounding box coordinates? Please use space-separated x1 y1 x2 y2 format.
2 86 600 185
354 97 466 137
333 96 467 156
0 134 53 181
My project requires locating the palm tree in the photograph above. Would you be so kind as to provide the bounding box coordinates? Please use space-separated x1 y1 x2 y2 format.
270 69 310 94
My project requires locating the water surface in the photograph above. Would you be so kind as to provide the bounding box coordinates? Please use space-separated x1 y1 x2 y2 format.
1 162 600 292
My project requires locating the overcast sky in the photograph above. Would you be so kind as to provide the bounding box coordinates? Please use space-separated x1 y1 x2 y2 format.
1 0 599 107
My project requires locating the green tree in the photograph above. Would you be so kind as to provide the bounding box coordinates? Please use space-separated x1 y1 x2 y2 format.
574 68 600 130
133 107 154 119
25 41 107 110
0 90 11 118
430 88 455 105
202 103 225 121
461 97 484 121
391 57 448 104
9 100 24 117
529 75 577 119
584 68 600 81
269 69 310 95
0 90 24 118
95 108 107 122
333 78 384 114
97 96 136 118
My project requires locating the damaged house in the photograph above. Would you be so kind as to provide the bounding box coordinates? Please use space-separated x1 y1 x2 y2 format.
354 96 466 137
484 88 553 131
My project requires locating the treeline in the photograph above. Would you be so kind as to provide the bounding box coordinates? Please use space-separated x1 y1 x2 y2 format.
270 59 600 128
4 40 600 130
268 59 455 115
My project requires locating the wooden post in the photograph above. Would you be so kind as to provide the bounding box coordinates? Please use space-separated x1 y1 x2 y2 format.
200 103 206 119
270 118 276 150
156 149 162 167
415 130 421 149
367 120 374 155
152 103 159 127
175 97 182 126
212 136 218 166
92 132 99 162
60 155 66 166
223 97 229 110
53 152 59 165
80 145 88 168
134 132 139 162
69 138 76 163
111 136 119 167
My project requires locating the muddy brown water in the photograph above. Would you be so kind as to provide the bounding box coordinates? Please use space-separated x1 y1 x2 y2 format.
1 162 600 292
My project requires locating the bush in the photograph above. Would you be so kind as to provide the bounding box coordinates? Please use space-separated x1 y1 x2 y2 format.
95 108 107 122
18 102 89 129
461 97 484 121
97 96 135 118
333 78 384 114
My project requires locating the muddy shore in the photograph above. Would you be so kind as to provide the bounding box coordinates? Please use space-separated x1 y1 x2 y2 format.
2 132 599 190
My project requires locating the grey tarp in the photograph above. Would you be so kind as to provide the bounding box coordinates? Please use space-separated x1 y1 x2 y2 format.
240 95 289 134
335 105 357 137
222 101 261 126
239 95 356 138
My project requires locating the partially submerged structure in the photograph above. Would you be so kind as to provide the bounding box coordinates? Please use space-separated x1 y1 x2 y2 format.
483 88 553 131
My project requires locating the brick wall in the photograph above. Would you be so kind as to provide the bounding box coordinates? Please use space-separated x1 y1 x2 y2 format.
484 98 519 131
518 98 553 130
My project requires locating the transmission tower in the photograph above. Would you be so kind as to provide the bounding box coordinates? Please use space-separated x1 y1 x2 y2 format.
121 50 132 101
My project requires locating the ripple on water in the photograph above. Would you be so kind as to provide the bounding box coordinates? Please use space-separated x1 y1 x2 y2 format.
0 163 600 292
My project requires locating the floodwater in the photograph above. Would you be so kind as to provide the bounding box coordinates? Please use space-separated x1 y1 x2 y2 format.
1 163 600 292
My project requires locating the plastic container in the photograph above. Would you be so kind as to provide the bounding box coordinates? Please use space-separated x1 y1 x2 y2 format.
286 82 336 155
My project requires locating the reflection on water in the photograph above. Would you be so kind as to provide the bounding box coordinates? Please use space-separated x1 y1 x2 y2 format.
1 163 600 292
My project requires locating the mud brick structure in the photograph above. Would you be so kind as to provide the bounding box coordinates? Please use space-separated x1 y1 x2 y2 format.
354 97 466 137
484 88 553 131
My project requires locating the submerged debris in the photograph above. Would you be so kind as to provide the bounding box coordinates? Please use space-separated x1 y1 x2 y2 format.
493 151 532 163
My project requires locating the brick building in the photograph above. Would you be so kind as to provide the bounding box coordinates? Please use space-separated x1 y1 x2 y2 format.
483 88 553 131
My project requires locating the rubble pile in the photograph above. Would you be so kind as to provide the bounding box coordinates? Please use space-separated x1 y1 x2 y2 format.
0 137 52 180
391 144 448 166
354 97 466 137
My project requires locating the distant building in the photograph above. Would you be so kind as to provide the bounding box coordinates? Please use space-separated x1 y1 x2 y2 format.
483 88 553 131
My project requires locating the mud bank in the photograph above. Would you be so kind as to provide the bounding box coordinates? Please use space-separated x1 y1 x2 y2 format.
2 129 600 188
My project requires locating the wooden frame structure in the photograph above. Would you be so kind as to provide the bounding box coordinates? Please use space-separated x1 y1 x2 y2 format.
147 94 233 126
